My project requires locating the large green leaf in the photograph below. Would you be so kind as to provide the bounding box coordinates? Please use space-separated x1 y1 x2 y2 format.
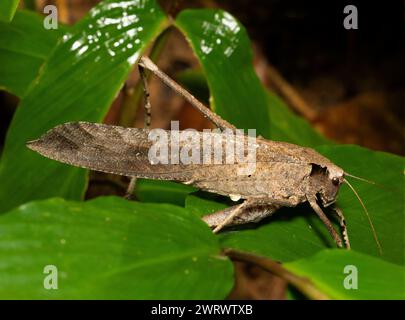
175 9 328 148
0 0 168 213
175 9 271 138
285 250 405 299
197 145 405 265
185 194 229 218
266 92 329 147
0 197 233 299
0 10 64 97
0 0 19 22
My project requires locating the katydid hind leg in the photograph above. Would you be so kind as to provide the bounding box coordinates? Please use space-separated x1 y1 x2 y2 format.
125 64 153 199
203 200 280 231
212 201 247 233
138 64 152 128
138 56 236 131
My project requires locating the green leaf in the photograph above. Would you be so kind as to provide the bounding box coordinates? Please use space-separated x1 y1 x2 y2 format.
212 145 404 265
0 0 168 213
0 197 234 299
0 10 64 97
175 68 210 104
285 250 405 299
22 0 36 10
0 0 19 22
185 193 229 217
135 179 197 207
175 9 271 138
266 92 329 147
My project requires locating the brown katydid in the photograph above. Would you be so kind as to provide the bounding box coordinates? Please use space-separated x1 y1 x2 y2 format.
26 56 382 252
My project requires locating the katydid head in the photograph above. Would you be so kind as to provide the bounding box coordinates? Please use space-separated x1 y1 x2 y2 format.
308 164 345 207
308 163 383 255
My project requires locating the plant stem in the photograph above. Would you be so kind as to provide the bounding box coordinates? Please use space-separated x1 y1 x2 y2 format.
223 248 329 300
266 63 317 121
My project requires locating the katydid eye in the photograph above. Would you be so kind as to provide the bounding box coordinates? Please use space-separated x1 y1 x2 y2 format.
332 177 339 186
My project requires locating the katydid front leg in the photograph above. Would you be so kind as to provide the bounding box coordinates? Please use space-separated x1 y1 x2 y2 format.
332 206 351 249
307 196 343 248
